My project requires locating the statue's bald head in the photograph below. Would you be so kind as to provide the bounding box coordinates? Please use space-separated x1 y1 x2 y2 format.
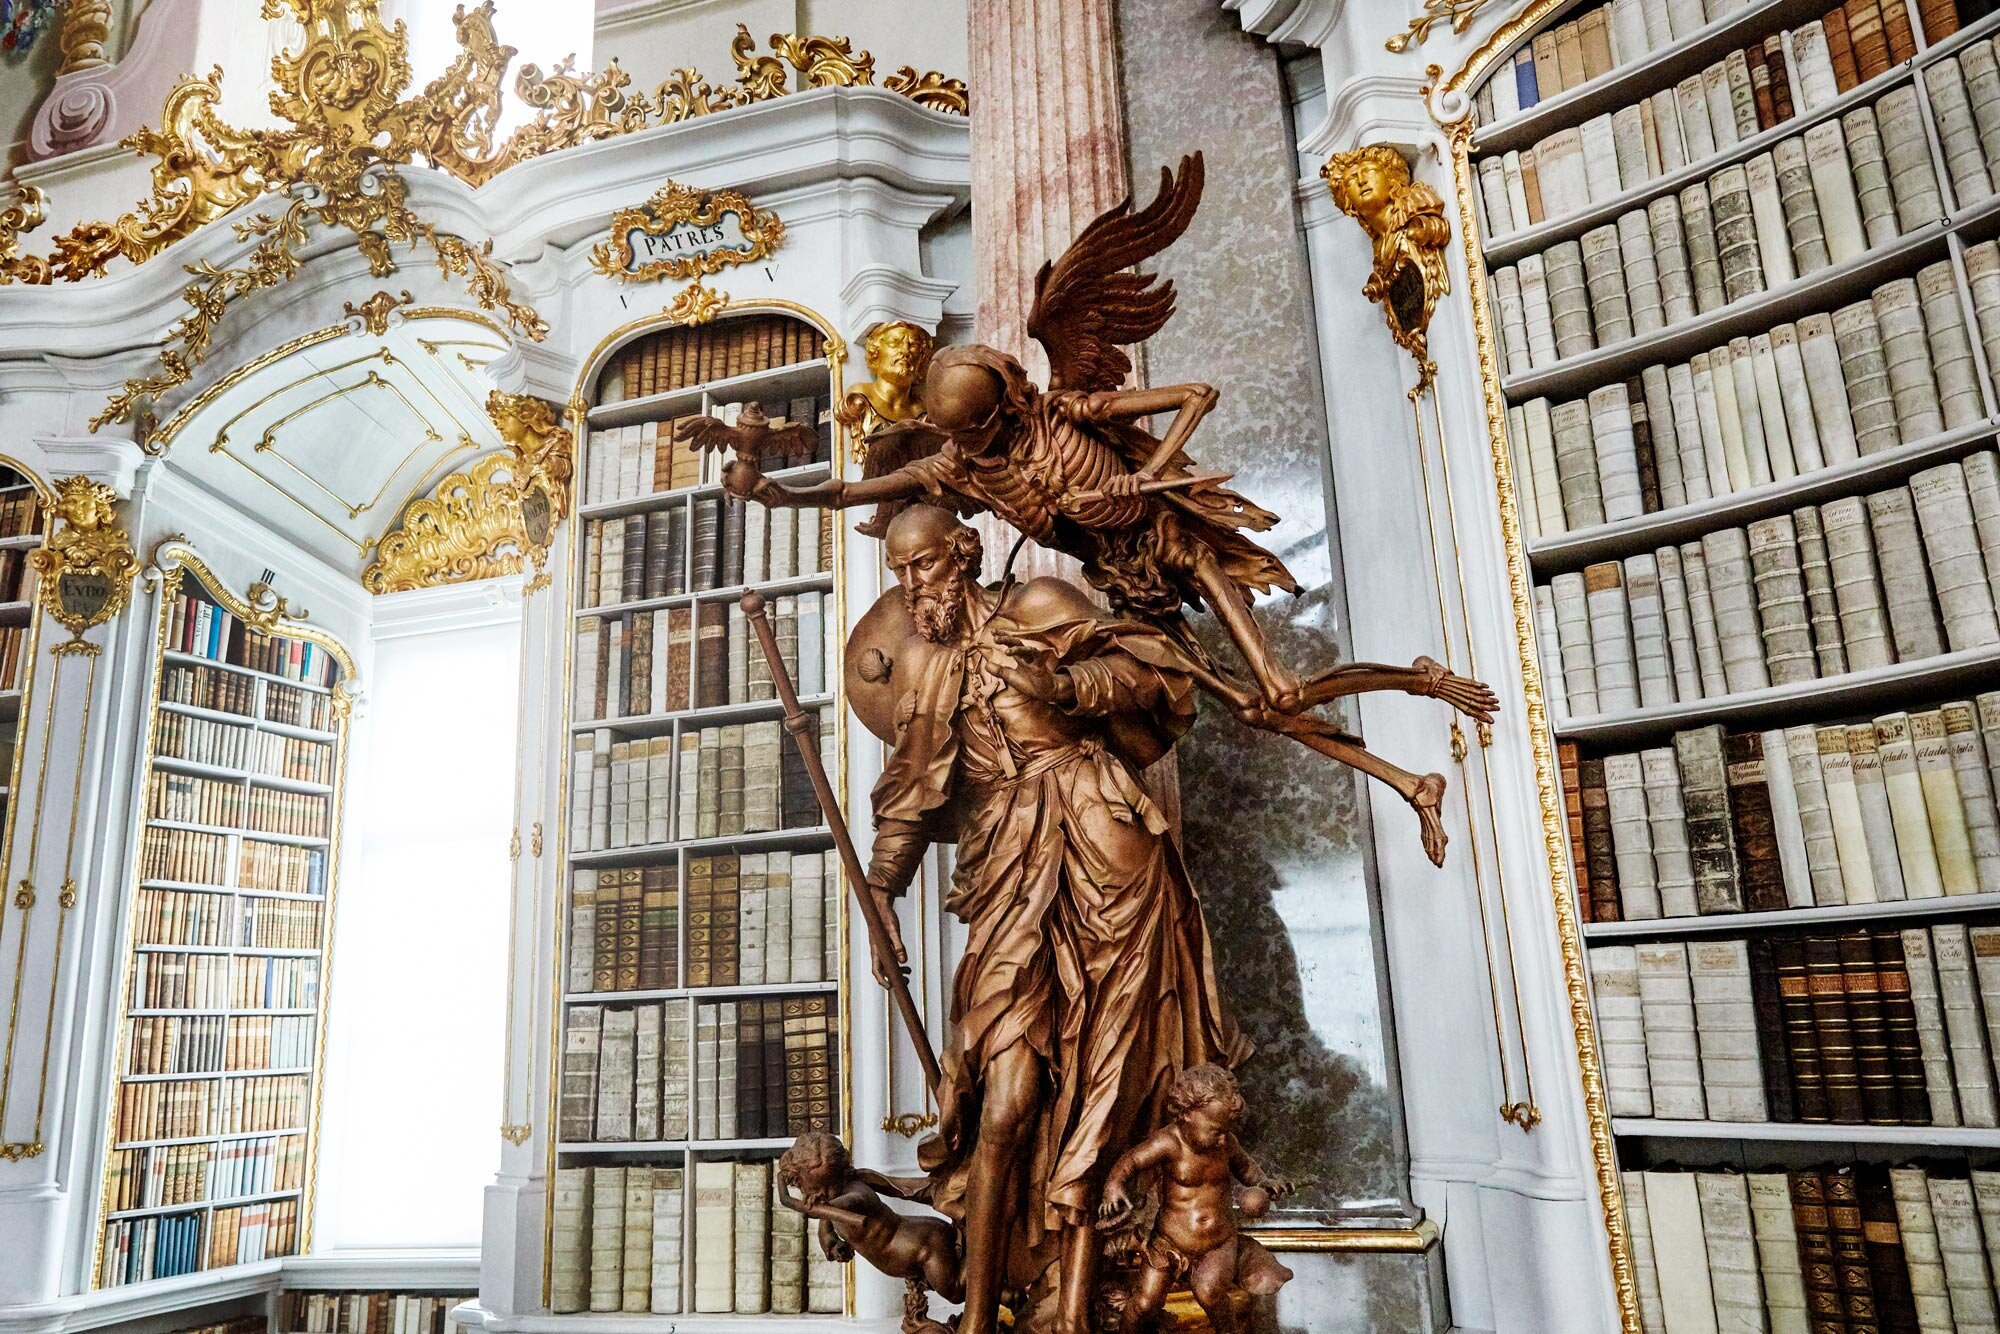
885 504 982 642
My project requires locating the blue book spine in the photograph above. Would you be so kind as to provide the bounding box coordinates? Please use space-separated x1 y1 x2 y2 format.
1515 49 1539 109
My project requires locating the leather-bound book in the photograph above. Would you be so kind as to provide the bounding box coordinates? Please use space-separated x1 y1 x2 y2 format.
1559 741 1593 913
1678 725 1745 913
1845 0 1892 81
617 867 644 991
1746 43 1776 130
1871 928 1931 1126
736 1001 764 1139
640 866 674 992
711 854 741 986
1578 758 1622 921
594 869 620 993
1917 0 1959 42
762 999 788 1137
1806 933 1867 1124
685 855 713 987
1823 6 1860 91
695 600 727 710
1857 1165 1921 1334
1747 936 1797 1122
1725 731 1790 912
1825 1166 1881 1330
1774 935 1832 1122
1765 34 1794 122
1880 0 1917 61
691 495 721 592
1838 930 1899 1125
1791 1170 1849 1331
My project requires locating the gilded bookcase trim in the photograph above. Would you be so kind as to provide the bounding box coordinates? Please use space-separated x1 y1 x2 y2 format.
545 295 853 1311
89 541 358 1285
1430 18 1640 1329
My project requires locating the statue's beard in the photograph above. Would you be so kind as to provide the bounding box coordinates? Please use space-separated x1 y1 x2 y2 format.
909 580 966 643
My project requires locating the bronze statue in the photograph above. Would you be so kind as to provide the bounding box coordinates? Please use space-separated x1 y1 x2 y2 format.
710 155 1494 1333
695 152 1494 865
1097 1065 1293 1334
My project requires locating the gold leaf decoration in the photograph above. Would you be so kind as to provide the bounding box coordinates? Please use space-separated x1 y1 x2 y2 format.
362 453 526 593
666 279 729 326
1386 0 1496 53
31 477 141 641
587 181 784 284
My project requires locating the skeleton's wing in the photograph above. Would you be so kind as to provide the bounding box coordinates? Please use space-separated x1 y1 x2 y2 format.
1026 153 1204 393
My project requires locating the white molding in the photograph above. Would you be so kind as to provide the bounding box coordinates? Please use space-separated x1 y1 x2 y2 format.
839 263 959 335
35 437 145 495
369 580 526 640
1220 0 1345 46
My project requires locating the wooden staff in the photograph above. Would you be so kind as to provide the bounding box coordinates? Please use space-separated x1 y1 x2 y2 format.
739 589 944 1095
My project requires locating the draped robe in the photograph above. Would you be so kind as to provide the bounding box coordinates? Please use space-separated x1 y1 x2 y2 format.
866 579 1249 1287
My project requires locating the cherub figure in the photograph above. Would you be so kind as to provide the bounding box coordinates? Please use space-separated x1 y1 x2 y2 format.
1096 1065 1292 1334
777 1131 965 1315
705 152 1496 863
1322 143 1452 379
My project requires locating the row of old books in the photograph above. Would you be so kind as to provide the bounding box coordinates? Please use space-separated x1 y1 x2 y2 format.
156 712 333 783
1509 257 2000 542
1492 103 1949 383
169 1317 263 1334
1533 460 2000 720
126 954 321 1012
559 995 839 1144
262 680 334 733
139 823 326 892
0 626 24 692
283 1291 473 1334
1477 2 1971 240
584 398 834 505
207 1197 298 1268
99 1212 202 1286
0 481 42 540
1564 708 2000 923
566 851 838 994
573 593 833 724
111 1074 308 1143
0 548 34 603
1474 0 1974 131
146 772 330 839
165 591 338 688
1592 924 2000 1124
237 842 325 896
549 1161 843 1315
134 891 325 951
160 664 336 735
103 1134 304 1213
581 492 830 609
599 314 829 404
1621 1164 2000 1334
570 715 834 853
126 1014 314 1076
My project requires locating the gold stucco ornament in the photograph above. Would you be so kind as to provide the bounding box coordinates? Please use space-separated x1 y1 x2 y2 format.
30 477 141 641
486 390 574 563
362 453 526 593
1322 143 1453 390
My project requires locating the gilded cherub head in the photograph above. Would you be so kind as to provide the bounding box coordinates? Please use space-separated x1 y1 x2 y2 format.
1321 142 1452 386
1322 144 1417 238
52 475 117 534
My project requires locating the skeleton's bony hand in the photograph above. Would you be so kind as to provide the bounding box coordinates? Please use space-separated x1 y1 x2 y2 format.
1098 471 1148 500
1058 391 1114 425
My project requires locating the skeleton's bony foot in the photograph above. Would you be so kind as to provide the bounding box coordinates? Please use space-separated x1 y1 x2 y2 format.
1412 771 1448 867
1412 656 1500 723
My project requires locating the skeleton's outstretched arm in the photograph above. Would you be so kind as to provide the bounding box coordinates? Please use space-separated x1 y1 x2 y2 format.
1070 383 1220 478
730 459 927 510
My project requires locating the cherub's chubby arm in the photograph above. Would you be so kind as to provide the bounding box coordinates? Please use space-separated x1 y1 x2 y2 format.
1227 1138 1290 1197
817 1216 854 1263
1097 1127 1178 1224
725 458 926 511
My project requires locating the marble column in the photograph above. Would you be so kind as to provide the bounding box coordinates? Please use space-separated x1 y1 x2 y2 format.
966 0 1129 380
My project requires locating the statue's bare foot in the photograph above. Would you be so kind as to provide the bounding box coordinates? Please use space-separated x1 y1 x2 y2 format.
1411 771 1448 867
1411 656 1499 723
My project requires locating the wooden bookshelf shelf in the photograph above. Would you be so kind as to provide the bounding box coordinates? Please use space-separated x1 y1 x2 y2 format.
107 1188 301 1223
572 693 836 738
113 1127 307 1151
581 571 837 622
163 650 335 696
568 825 834 867
1581 888 2000 938
1527 418 2000 575
145 818 331 848
122 1069 313 1084
565 979 838 1005
151 755 335 796
557 1137 801 1155
1611 1117 2000 1147
586 359 832 429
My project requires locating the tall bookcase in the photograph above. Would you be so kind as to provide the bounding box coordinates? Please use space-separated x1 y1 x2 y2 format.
1463 0 2000 1329
553 307 852 1318
0 463 48 869
93 548 354 1288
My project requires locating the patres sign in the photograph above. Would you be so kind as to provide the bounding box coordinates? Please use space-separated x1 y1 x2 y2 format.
589 181 784 284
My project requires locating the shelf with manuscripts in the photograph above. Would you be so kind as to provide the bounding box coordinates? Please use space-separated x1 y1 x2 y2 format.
557 309 850 1321
0 465 48 841
94 561 354 1291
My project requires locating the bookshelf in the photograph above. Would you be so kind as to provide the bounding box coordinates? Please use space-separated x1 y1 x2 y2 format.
554 309 850 1319
1464 0 2000 1328
93 549 355 1289
0 466 47 900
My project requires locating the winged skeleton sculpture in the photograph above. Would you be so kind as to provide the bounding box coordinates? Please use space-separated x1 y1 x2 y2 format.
694 153 1495 864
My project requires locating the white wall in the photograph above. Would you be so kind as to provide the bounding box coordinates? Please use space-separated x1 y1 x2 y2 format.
313 584 523 1253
